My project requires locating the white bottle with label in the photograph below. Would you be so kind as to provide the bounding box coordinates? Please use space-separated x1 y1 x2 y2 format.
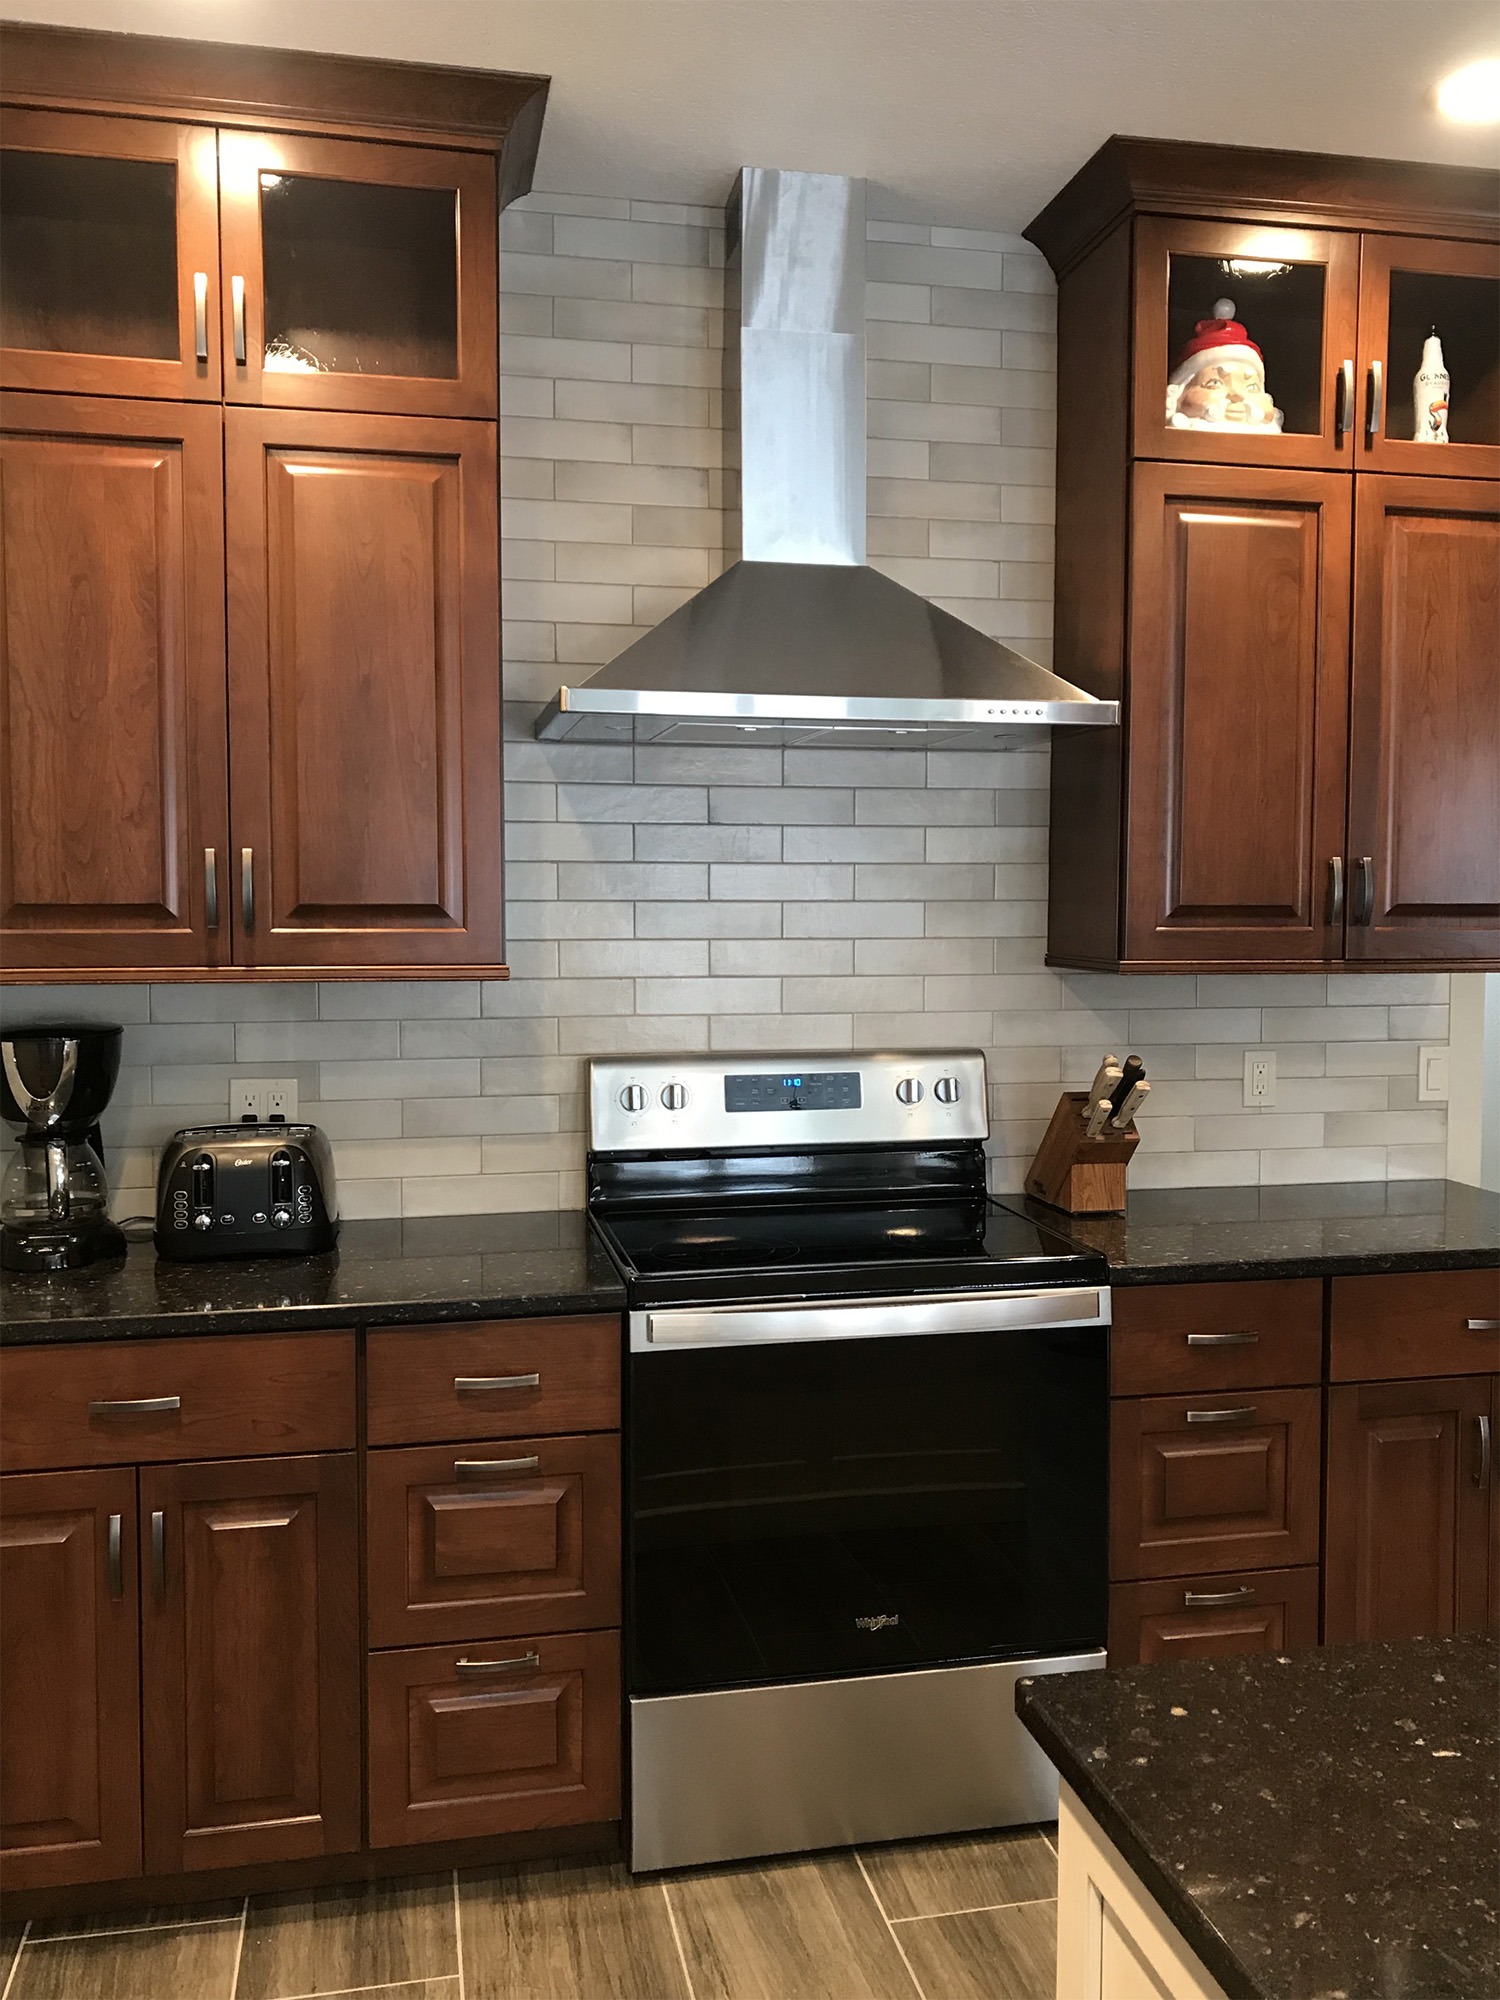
1413 331 1449 443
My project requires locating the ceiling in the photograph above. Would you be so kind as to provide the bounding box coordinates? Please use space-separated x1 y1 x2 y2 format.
9 0 1500 228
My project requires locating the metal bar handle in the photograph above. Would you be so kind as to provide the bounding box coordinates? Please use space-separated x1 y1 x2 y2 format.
204 848 219 933
454 1456 540 1477
1185 1405 1257 1426
193 271 209 362
1477 1414 1492 1490
231 274 247 365
107 1513 123 1601
1353 856 1375 927
1186 1331 1258 1348
89 1396 181 1418
642 1286 1107 1351
151 1509 166 1595
1366 358 1383 440
241 848 255 933
455 1651 541 1677
1335 358 1355 439
1327 856 1344 926
1184 1585 1255 1609
454 1373 540 1394
1466 1320 1500 1332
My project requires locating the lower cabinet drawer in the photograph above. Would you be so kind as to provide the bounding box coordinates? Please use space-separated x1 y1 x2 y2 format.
366 1434 621 1648
1107 1565 1321 1666
366 1629 621 1848
1329 1268 1500 1382
1110 1386 1322 1580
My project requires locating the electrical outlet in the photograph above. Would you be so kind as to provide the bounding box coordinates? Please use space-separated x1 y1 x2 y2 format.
1417 1046 1449 1104
229 1078 298 1123
1243 1050 1276 1108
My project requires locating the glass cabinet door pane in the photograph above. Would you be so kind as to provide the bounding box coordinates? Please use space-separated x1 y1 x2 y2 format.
1386 268 1499 449
259 173 459 381
0 150 178 360
1165 253 1326 437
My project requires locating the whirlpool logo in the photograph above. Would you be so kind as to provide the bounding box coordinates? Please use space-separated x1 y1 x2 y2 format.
855 1613 900 1632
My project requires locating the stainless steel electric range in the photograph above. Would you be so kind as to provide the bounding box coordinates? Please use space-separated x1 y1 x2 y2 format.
585 1050 1111 1873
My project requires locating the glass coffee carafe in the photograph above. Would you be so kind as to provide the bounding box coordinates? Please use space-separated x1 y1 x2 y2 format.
0 1024 127 1272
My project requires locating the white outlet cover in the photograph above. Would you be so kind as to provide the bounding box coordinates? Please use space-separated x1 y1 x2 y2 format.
229 1078 299 1122
1417 1046 1450 1104
1243 1050 1276 1108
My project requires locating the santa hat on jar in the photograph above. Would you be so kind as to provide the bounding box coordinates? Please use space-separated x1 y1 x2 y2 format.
1168 298 1265 390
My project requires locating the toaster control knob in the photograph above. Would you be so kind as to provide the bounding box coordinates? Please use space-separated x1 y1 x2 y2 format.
619 1084 648 1112
895 1077 924 1105
271 1206 293 1228
192 1212 213 1231
934 1075 961 1104
661 1083 687 1110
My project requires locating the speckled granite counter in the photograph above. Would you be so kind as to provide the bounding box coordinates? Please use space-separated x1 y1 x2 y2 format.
0 1210 625 1344
1023 1177 1500 1286
1017 1635 1500 2000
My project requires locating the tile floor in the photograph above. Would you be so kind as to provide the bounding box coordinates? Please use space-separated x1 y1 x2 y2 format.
0 1825 1058 2000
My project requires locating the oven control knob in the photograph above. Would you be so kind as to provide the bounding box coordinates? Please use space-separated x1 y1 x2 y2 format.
661 1083 687 1111
934 1075 961 1104
619 1084 648 1112
895 1077 924 1105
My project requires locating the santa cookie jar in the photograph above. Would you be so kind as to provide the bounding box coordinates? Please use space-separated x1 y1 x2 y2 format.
1166 298 1284 432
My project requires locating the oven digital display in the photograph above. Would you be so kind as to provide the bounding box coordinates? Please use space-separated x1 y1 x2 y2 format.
724 1071 861 1113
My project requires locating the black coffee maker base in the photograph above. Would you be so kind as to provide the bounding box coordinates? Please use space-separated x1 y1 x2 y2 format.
1 1218 127 1273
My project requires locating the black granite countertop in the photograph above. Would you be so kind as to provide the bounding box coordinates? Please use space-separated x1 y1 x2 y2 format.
0 1210 625 1344
1029 1177 1500 1286
1018 1634 1499 2000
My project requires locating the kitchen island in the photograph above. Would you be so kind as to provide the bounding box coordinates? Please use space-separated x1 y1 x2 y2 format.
1017 1634 1499 2000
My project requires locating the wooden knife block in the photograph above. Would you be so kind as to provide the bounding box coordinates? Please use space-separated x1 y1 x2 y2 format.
1025 1090 1139 1215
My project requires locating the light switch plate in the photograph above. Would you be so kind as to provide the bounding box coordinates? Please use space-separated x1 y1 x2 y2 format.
230 1078 299 1122
1417 1046 1449 1104
1243 1050 1276 1108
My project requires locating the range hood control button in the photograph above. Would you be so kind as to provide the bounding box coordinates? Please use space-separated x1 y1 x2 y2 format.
661 1083 687 1110
934 1076 961 1104
619 1085 648 1112
895 1078 924 1105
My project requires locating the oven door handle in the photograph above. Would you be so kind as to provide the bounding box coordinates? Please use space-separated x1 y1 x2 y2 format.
637 1287 1107 1350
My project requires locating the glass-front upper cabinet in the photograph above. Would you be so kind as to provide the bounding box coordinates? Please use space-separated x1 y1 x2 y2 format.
1132 217 1360 469
216 131 497 418
0 110 221 399
1358 235 1499 478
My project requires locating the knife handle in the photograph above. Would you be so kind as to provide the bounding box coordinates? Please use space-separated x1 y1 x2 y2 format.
1109 1055 1144 1114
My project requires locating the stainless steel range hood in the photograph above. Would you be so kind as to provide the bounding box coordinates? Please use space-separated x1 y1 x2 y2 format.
535 169 1117 747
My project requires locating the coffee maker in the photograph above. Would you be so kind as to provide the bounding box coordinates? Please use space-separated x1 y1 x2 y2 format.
1 1024 127 1272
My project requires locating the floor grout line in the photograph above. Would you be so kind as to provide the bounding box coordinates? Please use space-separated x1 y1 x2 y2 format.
0 1921 29 2000
258 1979 457 2000
19 1916 243 1944
854 1850 930 2000
453 1868 466 2000
227 1896 248 2000
889 1892 1057 1923
659 1879 699 2000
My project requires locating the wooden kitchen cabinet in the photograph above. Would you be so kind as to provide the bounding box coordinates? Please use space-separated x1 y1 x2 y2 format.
1109 1564 1320 1666
1357 234 1500 478
0 1468 142 1890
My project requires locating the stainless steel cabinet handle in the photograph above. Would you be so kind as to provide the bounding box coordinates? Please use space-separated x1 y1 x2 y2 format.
1476 1414 1492 1490
89 1396 181 1418
107 1513 123 1601
151 1509 166 1595
1366 358 1383 440
1184 1585 1255 1609
1327 856 1344 925
454 1456 540 1477
193 270 209 362
1353 856 1375 926
204 848 219 933
1186 1331 1258 1348
1335 358 1355 439
1185 1405 1256 1426
455 1651 540 1677
241 848 255 933
231 274 247 364
1465 1319 1500 1332
454 1373 540 1394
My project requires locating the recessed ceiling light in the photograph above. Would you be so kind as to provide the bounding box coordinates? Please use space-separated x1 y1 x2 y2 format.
1434 56 1500 123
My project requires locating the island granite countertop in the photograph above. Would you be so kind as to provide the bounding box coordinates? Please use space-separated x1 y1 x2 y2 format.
1017 1633 1500 2000
0 1210 625 1345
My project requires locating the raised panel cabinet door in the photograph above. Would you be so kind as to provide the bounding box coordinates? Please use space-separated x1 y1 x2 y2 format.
224 408 503 972
1345 475 1499 964
0 1467 141 1889
1357 235 1500 480
1124 463 1352 966
1 108 221 401
140 1453 360 1873
1324 1376 1498 1644
0 395 229 975
1107 1564 1320 1667
217 129 497 419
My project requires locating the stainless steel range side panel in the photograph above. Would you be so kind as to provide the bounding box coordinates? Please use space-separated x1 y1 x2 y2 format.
629 1651 1105 1873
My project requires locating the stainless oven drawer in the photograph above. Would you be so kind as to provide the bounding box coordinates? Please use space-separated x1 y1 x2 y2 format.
631 1285 1109 1352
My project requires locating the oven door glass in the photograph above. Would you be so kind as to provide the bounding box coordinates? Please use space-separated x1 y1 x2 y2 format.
628 1323 1107 1696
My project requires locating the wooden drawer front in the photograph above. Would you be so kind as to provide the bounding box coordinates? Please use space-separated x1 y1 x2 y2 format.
1329 1268 1500 1382
1109 1387 1322 1581
0 1333 355 1472
1108 1565 1320 1666
366 1317 620 1447
366 1434 621 1648
1111 1280 1322 1397
366 1628 621 1848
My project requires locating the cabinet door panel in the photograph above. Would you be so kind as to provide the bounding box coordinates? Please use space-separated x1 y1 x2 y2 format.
225 408 502 970
1358 235 1500 481
1324 1376 1498 1643
141 1453 360 1873
1108 1564 1319 1667
1 395 228 975
0 1467 141 1888
1346 475 1499 963
1125 463 1350 964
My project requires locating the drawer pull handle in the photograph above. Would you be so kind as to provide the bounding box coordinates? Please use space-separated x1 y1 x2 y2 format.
456 1651 541 1677
1183 1586 1255 1609
151 1509 166 1595
1186 1331 1258 1348
1465 1319 1500 1332
1185 1405 1256 1426
454 1456 540 1477
89 1396 181 1418
107 1513 123 1601
454 1373 541 1394
1476 1414 1492 1490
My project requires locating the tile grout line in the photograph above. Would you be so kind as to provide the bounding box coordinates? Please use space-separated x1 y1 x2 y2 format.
889 1892 1057 1923
0 1921 29 2000
659 1879 699 2000
453 1868 466 2000
227 1897 248 2000
20 1916 243 1944
257 1979 456 2000
854 1851 930 2000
